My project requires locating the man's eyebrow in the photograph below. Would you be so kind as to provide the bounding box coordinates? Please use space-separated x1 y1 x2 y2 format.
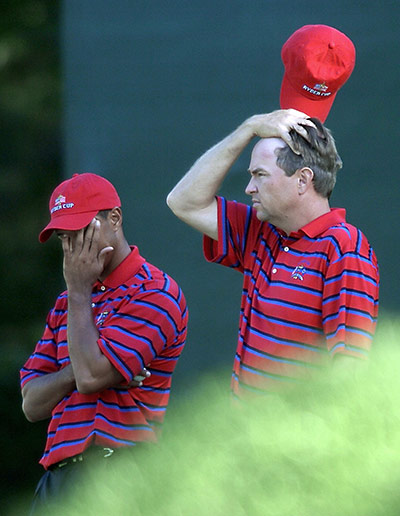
248 167 267 175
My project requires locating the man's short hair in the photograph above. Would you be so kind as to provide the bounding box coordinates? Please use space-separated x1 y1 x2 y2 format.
97 209 112 219
275 118 343 199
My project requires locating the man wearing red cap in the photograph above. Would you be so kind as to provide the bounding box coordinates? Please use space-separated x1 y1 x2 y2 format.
167 109 379 399
20 173 188 512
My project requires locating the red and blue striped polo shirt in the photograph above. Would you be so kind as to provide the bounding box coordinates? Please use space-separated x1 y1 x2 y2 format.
20 246 188 469
203 197 379 399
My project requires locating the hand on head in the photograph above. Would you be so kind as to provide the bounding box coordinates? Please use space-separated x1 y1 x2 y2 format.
59 218 114 292
248 109 317 154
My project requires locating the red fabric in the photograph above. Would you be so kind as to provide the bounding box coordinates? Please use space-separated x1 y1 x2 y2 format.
204 198 379 399
39 173 121 242
20 246 188 469
280 24 355 122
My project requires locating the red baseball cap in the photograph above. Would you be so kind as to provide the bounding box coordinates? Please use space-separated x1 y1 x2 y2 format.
280 24 356 122
39 173 121 243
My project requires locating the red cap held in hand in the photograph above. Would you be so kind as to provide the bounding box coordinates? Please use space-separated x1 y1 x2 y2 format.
280 24 356 122
39 173 121 243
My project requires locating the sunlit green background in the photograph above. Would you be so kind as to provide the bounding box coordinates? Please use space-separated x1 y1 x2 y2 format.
8 319 400 516
2 1 399 513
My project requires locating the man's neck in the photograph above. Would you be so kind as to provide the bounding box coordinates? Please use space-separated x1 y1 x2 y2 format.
99 239 132 282
278 198 331 236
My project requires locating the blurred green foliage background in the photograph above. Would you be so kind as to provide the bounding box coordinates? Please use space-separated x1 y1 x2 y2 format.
8 319 400 516
0 0 62 510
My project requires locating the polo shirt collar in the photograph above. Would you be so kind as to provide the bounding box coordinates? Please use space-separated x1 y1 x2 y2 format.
96 246 146 289
290 208 347 239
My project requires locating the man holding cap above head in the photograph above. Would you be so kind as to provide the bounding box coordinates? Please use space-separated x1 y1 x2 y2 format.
167 106 379 400
280 24 356 122
21 173 188 513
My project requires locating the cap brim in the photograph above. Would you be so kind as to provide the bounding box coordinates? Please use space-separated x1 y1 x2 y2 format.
38 211 98 243
279 73 336 123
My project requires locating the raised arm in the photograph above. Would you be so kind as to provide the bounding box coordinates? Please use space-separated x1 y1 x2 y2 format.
166 109 313 240
167 118 253 240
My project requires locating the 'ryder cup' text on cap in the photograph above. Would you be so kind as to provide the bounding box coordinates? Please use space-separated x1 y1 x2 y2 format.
50 202 75 214
302 85 332 97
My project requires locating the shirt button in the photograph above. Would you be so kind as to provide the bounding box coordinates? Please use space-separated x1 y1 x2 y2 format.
284 246 289 252
100 286 106 291
91 303 95 308
272 268 277 274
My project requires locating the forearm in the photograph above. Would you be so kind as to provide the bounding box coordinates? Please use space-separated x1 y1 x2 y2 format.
22 364 76 422
167 118 255 238
168 120 254 209
167 109 312 239
67 290 124 394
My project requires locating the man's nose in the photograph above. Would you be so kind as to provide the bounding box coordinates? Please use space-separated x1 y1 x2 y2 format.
245 177 256 195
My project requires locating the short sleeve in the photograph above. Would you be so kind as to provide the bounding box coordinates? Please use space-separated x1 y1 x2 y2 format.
97 287 186 383
203 197 259 272
20 309 60 388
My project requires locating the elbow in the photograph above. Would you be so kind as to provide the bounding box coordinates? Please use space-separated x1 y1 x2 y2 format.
22 403 35 423
76 380 97 395
75 374 104 395
166 191 178 214
74 359 121 394
166 191 188 221
22 399 42 423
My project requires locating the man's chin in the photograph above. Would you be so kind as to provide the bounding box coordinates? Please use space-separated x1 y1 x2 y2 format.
255 210 268 222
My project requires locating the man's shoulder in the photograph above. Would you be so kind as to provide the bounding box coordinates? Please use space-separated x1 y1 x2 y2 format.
52 289 69 309
126 260 185 302
222 197 271 233
322 220 358 244
321 221 376 263
221 197 253 217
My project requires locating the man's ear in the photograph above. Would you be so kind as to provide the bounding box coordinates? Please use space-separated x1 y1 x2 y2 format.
109 207 123 230
297 167 314 194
